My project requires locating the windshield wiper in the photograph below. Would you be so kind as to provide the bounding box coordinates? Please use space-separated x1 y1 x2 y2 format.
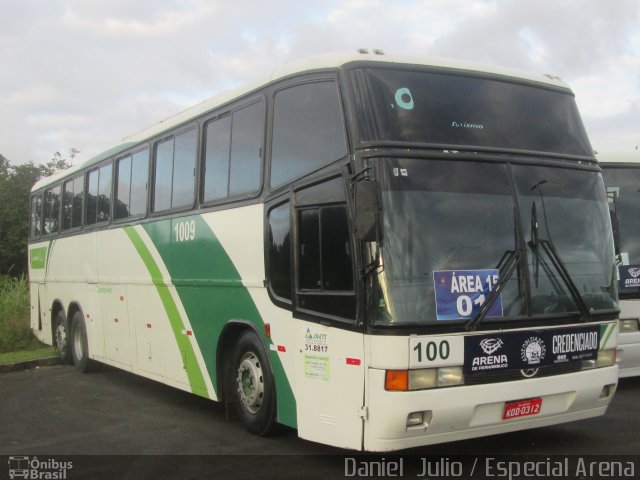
535 239 592 321
528 181 592 322
465 245 526 331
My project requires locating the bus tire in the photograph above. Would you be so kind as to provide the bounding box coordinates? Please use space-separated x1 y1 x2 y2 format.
231 330 277 436
70 311 98 373
53 310 72 364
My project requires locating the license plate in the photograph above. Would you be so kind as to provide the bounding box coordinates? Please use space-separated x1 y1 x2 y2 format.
503 398 542 420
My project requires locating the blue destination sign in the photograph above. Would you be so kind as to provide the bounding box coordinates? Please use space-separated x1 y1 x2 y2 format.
433 269 502 321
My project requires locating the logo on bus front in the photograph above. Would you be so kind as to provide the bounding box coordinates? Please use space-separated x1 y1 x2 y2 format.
618 264 640 290
520 337 547 365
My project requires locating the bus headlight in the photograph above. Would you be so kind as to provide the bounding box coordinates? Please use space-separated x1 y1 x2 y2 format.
386 367 464 391
620 318 639 333
582 348 616 369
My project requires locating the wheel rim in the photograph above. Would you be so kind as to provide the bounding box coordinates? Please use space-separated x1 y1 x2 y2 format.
236 352 264 414
55 322 67 353
73 321 83 359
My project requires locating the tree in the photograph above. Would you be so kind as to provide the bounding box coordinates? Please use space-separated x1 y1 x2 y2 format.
0 149 77 276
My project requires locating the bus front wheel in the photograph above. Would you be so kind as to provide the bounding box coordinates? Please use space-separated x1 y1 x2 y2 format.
70 311 98 373
231 330 277 436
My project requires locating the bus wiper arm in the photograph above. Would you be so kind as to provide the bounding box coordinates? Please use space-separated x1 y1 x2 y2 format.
465 246 526 331
537 239 592 322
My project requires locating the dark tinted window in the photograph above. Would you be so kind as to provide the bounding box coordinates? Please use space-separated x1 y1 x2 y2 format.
153 129 196 212
154 139 173 212
267 202 291 300
271 82 348 188
203 101 264 202
321 206 353 290
203 115 231 201
130 149 148 216
97 164 112 223
43 185 60 235
116 148 148 220
63 175 83 230
116 155 132 219
350 68 593 157
298 205 353 292
172 130 197 208
30 194 42 238
86 164 112 225
229 102 264 196
602 166 640 265
86 169 99 225
299 209 321 290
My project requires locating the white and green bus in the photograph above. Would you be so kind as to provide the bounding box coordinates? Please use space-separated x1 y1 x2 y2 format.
29 51 619 451
600 153 640 378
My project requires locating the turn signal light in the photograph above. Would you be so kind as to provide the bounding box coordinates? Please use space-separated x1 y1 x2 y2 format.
385 367 464 391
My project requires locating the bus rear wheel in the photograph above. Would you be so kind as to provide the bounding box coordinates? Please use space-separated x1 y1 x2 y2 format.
54 310 72 364
70 311 98 373
231 330 277 436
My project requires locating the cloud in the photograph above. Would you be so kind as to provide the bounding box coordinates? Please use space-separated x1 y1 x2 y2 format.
0 0 638 165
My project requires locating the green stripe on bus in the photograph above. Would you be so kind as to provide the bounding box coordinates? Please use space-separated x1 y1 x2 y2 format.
124 225 208 397
142 214 297 428
599 323 615 350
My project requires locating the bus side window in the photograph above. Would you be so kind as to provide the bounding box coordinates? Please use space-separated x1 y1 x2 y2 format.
153 129 197 212
298 205 353 292
86 163 113 226
267 201 292 302
293 177 356 322
270 81 348 189
115 148 148 220
203 100 264 203
30 193 43 239
43 185 61 235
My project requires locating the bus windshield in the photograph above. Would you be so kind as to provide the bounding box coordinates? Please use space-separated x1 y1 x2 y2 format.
350 67 593 157
601 165 640 297
372 158 617 326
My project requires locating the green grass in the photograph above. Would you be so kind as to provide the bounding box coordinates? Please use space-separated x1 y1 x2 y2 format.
0 346 56 365
0 275 45 354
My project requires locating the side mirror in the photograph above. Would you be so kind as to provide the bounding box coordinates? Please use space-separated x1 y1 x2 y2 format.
354 181 381 242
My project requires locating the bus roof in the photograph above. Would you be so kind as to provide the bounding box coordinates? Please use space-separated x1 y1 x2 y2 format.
597 150 640 165
32 51 571 192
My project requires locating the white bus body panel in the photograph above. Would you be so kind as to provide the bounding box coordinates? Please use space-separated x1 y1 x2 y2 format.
364 366 616 451
617 299 640 378
362 327 617 452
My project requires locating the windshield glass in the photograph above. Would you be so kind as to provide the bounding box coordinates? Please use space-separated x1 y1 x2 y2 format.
373 158 617 326
350 67 593 157
601 165 640 297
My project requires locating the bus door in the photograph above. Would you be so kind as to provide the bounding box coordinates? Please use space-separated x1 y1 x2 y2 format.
294 323 365 450
290 178 365 449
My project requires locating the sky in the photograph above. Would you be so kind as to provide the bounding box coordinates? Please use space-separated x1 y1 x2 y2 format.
1 0 638 167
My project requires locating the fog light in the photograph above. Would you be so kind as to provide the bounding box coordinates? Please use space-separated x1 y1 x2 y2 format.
407 411 423 426
599 383 616 399
620 318 639 333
